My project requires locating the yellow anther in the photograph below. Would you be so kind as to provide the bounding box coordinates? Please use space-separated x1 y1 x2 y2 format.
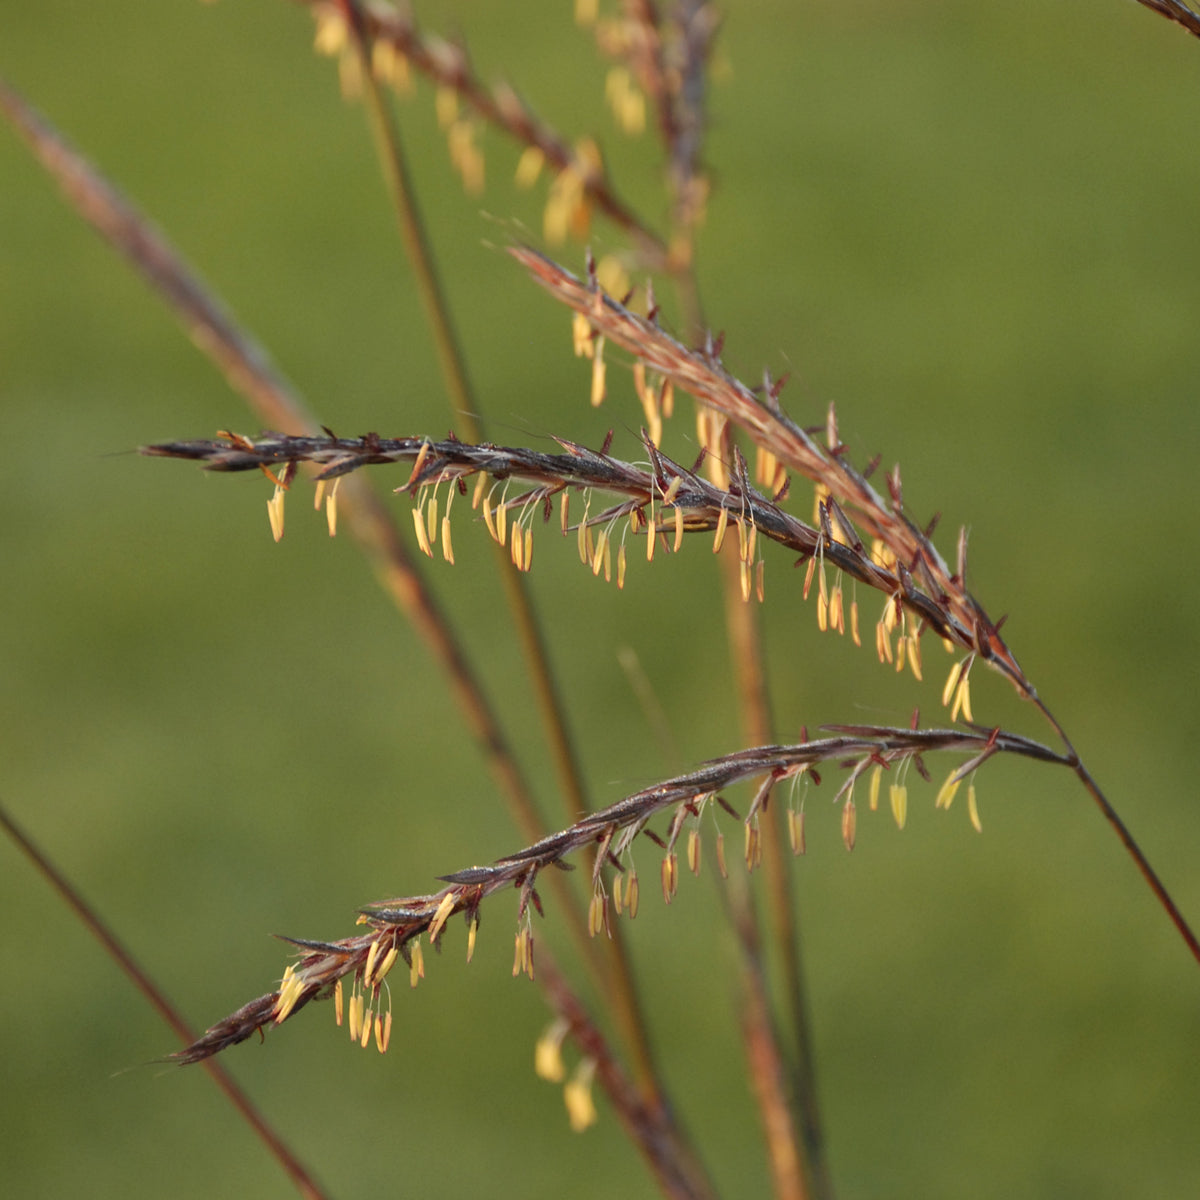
890 783 908 830
376 946 399 984
363 940 381 989
787 807 806 856
590 338 607 406
842 799 857 851
625 869 640 918
673 505 684 553
467 915 478 963
869 764 882 812
942 659 964 708
515 145 545 189
936 773 961 810
429 892 457 941
535 1018 569 1083
409 938 425 989
661 852 678 904
267 485 286 543
564 1058 598 1132
412 506 433 557
441 515 455 564
334 978 344 1027
968 783 982 832
375 1009 393 1054
713 506 729 554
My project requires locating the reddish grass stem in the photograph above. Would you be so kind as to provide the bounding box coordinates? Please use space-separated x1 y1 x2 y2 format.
0 803 329 1200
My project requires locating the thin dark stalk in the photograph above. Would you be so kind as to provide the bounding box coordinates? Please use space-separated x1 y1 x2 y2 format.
1035 697 1200 965
0 803 329 1200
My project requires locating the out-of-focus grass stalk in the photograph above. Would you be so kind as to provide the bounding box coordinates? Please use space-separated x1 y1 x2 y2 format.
0 802 329 1200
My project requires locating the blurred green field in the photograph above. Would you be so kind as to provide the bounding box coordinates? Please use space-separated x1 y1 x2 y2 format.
3 2 1199 1197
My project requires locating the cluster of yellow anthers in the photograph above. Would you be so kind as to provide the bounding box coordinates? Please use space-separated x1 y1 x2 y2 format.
308 2 646 249
536 1017 600 1132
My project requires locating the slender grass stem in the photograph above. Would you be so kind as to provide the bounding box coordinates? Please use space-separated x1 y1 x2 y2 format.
0 803 329 1200
1035 698 1200 965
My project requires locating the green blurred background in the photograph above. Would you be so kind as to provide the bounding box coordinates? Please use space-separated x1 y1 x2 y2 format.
3 2 1199 1196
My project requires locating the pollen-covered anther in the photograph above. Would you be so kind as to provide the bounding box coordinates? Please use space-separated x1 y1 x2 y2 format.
661 852 678 904
890 783 908 830
590 337 607 406
842 798 857 851
936 773 961 811
441 516 455 564
942 658 964 708
907 632 923 681
274 964 304 1023
267 484 286 543
376 945 399 984
359 1006 374 1050
744 819 763 871
830 580 845 635
624 869 640 918
605 66 646 134
572 311 593 358
952 672 974 723
617 542 627 589
348 991 363 1043
713 506 729 554
816 564 829 632
363 940 381 989
673 505 684 553
370 37 412 95
968 783 982 832
325 476 340 537
591 527 608 577
412 505 433 557
869 764 883 812
466 914 479 963
513 926 534 979
409 938 425 989
715 829 728 878
535 1017 570 1083
787 807 806 856
564 1058 598 1132
687 827 702 876
334 978 344 1027
435 84 458 130
375 1008 393 1054
429 892 457 941
587 889 607 938
850 598 861 647
515 145 544 189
